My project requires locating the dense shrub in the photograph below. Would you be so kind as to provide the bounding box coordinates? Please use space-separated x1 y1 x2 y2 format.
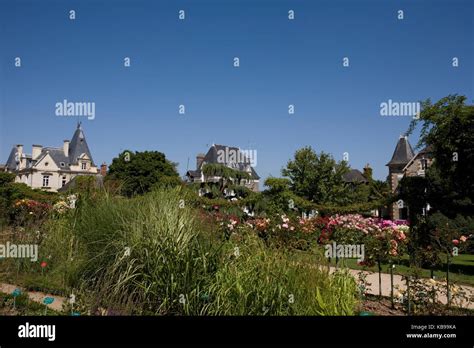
0 172 57 226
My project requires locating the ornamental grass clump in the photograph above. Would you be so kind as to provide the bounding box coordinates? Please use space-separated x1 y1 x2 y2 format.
67 187 219 314
204 231 359 315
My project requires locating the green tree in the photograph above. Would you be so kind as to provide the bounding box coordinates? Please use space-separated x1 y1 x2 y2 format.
107 150 180 196
401 95 474 273
260 177 299 215
264 177 291 194
407 95 474 218
282 146 350 205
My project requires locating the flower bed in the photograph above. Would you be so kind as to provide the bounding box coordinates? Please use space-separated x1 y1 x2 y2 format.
11 199 51 227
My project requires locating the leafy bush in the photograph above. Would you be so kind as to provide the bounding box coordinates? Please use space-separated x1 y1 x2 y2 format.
10 199 52 228
0 172 57 226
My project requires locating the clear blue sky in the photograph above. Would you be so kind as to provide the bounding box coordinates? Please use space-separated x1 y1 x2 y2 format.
1 0 473 182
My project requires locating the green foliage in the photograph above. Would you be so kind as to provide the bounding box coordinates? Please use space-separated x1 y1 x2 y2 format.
369 179 391 203
74 175 96 189
39 187 359 315
202 163 250 182
0 172 57 225
209 234 358 315
399 176 428 224
107 150 180 197
197 163 252 200
257 177 300 216
345 182 371 205
0 172 16 186
402 95 474 266
0 292 59 316
282 146 351 205
264 177 291 193
407 95 474 218
314 269 359 315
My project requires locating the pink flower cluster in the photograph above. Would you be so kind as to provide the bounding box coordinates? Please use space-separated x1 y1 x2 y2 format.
277 215 295 231
328 214 408 233
453 235 469 246
327 214 409 256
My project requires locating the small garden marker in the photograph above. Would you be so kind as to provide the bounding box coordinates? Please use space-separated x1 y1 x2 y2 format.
43 296 54 315
12 288 21 309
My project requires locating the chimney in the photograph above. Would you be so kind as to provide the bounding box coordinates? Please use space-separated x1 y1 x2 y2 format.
32 145 42 160
63 140 70 156
363 163 373 180
196 153 205 169
100 162 107 177
16 144 23 156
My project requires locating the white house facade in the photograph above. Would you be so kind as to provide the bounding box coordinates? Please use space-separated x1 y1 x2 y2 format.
186 144 260 192
4 123 99 192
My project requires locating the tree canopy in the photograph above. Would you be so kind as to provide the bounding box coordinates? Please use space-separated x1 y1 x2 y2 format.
107 150 180 197
281 146 351 205
407 95 474 218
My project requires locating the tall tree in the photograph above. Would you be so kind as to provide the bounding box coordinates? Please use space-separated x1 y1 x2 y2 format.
107 150 180 197
282 146 350 205
407 95 474 217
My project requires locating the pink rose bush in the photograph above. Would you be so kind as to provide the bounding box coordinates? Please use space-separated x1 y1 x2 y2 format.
323 214 409 264
206 208 411 257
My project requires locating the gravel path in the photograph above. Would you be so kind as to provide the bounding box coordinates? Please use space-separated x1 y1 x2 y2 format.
329 266 474 309
0 283 66 312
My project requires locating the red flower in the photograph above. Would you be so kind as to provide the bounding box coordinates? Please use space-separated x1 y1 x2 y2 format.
41 261 48 268
452 239 459 246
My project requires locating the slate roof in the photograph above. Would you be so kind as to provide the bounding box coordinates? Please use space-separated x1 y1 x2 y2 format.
69 123 94 165
342 169 368 183
386 136 415 166
35 147 71 170
418 145 433 155
402 145 434 172
5 147 17 171
189 144 260 180
204 145 259 179
203 145 252 165
4 123 94 172
186 170 201 178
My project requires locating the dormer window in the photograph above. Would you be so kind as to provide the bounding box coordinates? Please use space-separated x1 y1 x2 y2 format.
81 162 87 170
45 162 49 167
60 162 65 167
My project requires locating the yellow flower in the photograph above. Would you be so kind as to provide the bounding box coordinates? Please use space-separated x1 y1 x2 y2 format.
395 291 403 298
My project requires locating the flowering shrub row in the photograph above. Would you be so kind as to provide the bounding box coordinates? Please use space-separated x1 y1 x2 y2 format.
204 206 409 257
326 214 409 260
11 199 52 227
